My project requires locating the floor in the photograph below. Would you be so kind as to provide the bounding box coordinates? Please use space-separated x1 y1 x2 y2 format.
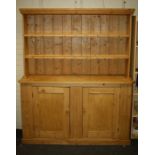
16 130 138 155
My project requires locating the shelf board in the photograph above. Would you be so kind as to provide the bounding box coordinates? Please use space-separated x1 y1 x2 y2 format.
20 8 134 15
25 54 129 59
24 33 130 38
19 75 132 85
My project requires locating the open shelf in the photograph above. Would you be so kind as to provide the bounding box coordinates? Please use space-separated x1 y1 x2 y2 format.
25 54 129 59
23 10 131 77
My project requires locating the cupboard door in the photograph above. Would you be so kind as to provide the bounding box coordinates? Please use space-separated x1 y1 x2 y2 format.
83 88 119 139
33 87 70 139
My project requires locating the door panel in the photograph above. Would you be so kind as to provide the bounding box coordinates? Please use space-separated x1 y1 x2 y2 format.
33 87 69 139
83 88 119 139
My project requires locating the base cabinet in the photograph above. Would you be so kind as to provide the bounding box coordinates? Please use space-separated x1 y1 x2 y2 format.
21 84 132 145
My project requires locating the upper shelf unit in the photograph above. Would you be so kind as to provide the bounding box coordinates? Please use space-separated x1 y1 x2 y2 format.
20 8 134 76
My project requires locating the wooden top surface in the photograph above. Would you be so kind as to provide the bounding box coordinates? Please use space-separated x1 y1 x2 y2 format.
19 76 132 85
20 8 134 15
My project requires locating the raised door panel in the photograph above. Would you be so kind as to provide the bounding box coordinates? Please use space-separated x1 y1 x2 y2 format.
83 88 119 139
33 87 69 139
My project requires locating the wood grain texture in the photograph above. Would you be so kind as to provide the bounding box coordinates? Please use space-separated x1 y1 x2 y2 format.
130 16 137 79
43 15 53 34
25 55 129 59
83 88 120 139
70 87 83 138
24 34 129 37
19 75 132 85
26 15 35 34
21 84 34 138
22 138 130 145
33 87 70 138
126 16 132 76
20 8 134 15
118 85 132 139
24 13 132 76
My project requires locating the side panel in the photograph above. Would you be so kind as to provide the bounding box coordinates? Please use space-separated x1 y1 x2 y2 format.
118 85 132 139
21 84 34 138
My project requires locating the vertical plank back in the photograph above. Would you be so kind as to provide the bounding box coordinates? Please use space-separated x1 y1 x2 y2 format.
24 13 131 76
26 15 35 34
43 15 53 34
